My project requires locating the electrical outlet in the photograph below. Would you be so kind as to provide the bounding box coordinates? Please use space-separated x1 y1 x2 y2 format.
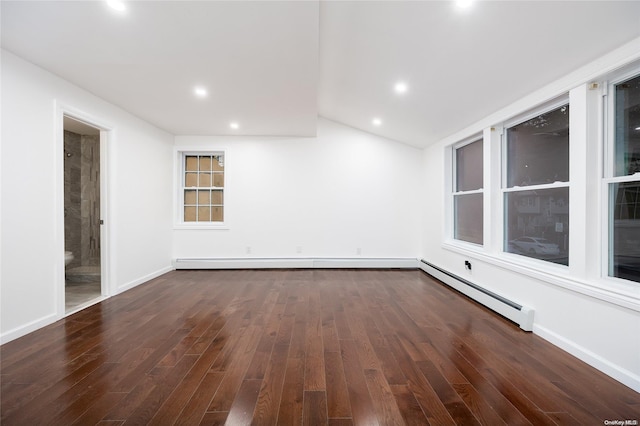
296 246 302 254
246 246 252 254
356 247 362 255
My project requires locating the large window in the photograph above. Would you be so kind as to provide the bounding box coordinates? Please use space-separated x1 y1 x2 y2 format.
503 103 569 265
180 152 224 223
609 73 640 283
453 138 483 245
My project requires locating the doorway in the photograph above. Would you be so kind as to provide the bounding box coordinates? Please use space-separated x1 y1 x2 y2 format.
63 116 103 312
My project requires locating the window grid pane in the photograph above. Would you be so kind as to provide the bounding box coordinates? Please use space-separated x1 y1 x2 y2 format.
614 74 640 177
454 193 483 245
506 105 569 188
456 139 483 192
504 187 569 265
183 154 224 223
610 181 640 283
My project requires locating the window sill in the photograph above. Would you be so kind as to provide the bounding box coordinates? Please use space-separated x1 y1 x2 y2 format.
174 223 229 230
442 240 640 312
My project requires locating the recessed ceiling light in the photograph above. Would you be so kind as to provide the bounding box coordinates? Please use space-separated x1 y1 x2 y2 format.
635 126 640 131
106 0 126 12
229 122 239 130
394 81 408 94
372 118 382 127
456 0 474 9
194 87 208 98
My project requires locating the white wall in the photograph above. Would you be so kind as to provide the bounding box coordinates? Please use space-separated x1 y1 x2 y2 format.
173 118 423 260
422 38 640 392
0 50 174 342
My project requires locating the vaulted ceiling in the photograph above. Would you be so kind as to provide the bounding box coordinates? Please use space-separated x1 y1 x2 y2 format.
2 1 640 147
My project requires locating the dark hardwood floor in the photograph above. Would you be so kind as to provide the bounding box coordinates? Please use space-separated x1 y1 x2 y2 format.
1 269 638 425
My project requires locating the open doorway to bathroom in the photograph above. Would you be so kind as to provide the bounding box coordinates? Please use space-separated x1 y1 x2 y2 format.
63 116 103 312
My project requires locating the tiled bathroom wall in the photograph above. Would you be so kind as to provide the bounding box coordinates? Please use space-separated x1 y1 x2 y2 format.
80 134 100 266
64 131 82 268
64 131 100 268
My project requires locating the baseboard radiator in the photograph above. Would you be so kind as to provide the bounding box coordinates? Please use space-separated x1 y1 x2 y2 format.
420 260 534 332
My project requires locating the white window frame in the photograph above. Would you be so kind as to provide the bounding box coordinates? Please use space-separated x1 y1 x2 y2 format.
174 148 228 230
602 65 640 286
451 135 484 247
500 97 571 268
441 77 640 310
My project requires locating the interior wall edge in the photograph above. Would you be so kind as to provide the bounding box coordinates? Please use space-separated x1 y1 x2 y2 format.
114 265 175 295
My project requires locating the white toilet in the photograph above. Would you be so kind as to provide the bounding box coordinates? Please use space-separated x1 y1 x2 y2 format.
65 251 74 266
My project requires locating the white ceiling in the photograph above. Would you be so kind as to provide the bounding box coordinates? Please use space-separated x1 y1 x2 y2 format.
64 116 101 136
2 1 640 148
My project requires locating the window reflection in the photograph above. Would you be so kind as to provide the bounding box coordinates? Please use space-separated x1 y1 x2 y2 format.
614 75 640 176
506 105 569 188
454 139 483 245
454 193 483 245
505 187 569 265
456 140 483 192
611 182 640 282
611 74 640 282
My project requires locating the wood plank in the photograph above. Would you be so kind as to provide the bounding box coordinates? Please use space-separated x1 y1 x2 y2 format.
147 332 230 425
452 383 507 426
207 325 263 412
174 372 224 425
389 384 428 426
277 357 305 425
199 411 228 426
324 351 352 419
303 390 328 425
416 360 481 425
252 344 290 425
304 316 326 390
117 354 198 425
328 419 354 426
70 393 127 426
438 337 533 426
364 368 406 425
386 335 456 426
340 339 380 426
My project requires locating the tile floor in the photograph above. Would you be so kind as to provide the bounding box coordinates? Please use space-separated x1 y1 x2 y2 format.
65 281 101 312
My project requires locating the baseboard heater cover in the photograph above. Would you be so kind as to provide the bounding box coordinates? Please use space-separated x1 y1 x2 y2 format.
173 257 419 270
420 259 534 332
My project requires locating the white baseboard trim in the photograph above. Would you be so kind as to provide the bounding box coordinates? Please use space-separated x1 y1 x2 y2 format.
0 265 175 345
173 257 419 270
115 265 175 294
533 324 640 393
0 313 58 345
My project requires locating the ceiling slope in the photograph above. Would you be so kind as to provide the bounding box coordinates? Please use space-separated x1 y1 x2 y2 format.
318 1 640 146
2 1 640 146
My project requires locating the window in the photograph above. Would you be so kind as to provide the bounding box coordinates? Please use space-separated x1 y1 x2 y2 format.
180 152 224 223
608 73 640 283
453 138 483 245
503 103 569 265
